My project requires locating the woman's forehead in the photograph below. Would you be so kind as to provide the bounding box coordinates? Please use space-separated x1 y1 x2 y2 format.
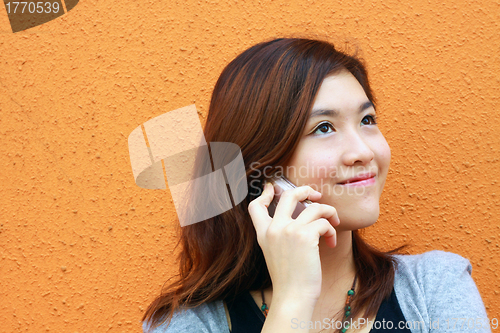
311 70 370 115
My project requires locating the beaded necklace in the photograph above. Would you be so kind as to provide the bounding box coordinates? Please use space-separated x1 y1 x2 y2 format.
260 274 358 333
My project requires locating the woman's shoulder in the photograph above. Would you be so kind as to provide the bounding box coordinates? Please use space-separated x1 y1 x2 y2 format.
391 249 473 294
391 250 491 332
392 249 472 277
142 299 229 333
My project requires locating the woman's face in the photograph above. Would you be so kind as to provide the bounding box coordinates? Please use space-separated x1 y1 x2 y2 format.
285 69 391 230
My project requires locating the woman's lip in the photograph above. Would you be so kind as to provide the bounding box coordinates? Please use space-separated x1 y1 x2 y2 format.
338 176 376 186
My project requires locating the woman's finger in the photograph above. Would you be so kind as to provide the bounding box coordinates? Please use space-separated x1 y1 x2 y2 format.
301 218 337 248
295 203 340 227
272 185 321 229
247 182 274 237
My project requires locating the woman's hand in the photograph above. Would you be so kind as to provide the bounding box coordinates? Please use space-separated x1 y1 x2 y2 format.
247 182 340 307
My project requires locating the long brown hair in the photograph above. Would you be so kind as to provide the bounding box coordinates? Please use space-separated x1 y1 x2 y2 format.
142 38 409 332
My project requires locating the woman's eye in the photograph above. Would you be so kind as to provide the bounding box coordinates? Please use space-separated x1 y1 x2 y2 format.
313 122 334 135
311 115 377 135
361 114 378 126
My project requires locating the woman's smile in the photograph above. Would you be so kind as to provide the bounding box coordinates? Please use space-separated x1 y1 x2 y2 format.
337 174 376 187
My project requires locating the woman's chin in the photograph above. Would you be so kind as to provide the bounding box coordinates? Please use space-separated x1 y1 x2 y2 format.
334 207 380 231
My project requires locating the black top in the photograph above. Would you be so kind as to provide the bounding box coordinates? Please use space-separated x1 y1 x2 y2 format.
225 287 411 332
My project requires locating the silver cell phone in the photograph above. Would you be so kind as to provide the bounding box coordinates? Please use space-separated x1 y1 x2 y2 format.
267 175 312 219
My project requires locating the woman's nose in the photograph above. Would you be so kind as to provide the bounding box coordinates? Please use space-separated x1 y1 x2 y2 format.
340 132 375 166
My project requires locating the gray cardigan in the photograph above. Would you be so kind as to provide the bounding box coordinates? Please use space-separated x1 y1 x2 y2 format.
143 250 492 332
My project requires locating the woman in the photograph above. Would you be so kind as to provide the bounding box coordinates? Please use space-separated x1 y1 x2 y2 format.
142 38 491 333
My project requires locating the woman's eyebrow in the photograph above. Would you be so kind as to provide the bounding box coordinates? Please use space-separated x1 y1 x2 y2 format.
309 101 375 118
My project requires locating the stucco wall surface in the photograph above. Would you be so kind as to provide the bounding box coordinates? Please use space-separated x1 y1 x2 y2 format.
0 0 499 332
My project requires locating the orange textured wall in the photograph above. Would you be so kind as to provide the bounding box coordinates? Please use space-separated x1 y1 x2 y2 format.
1 0 499 332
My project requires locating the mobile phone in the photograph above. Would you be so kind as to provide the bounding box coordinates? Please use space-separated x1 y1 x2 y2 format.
267 175 312 219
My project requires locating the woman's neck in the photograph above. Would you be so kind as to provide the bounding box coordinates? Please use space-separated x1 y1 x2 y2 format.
316 229 356 306
319 229 355 283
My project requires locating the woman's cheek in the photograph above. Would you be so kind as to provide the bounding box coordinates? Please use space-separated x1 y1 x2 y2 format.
384 137 391 162
376 137 391 168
